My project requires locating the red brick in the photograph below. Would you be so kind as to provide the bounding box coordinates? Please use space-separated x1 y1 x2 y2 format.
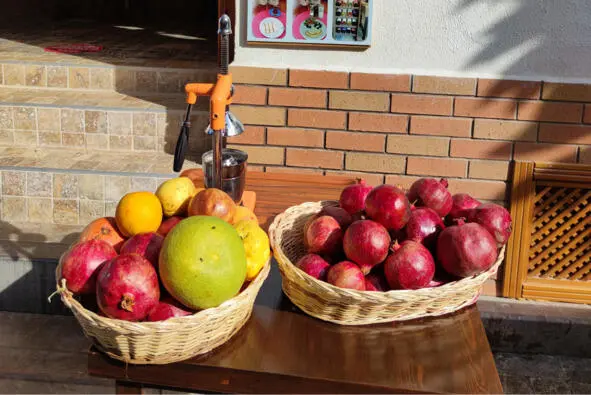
230 66 287 86
267 127 324 147
412 76 476 95
514 143 578 163
542 82 591 102
288 108 346 129
469 160 511 181
345 153 405 173
407 157 468 178
233 85 267 105
325 170 384 186
384 174 422 190
390 94 453 116
477 79 541 99
227 126 265 145
268 87 326 108
326 131 385 152
227 144 284 165
410 116 472 137
265 166 323 175
387 135 449 157
348 112 408 133
473 119 538 141
232 105 286 126
538 123 591 145
450 139 513 160
454 97 517 119
350 73 410 92
447 179 508 201
518 101 583 123
289 69 348 89
285 148 343 169
329 91 389 112
584 105 591 124
579 146 591 164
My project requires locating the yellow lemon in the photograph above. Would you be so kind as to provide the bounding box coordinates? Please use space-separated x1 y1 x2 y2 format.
115 191 163 237
232 206 258 225
233 220 270 281
155 177 197 217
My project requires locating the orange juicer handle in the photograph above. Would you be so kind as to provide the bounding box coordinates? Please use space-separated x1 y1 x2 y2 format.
184 73 233 131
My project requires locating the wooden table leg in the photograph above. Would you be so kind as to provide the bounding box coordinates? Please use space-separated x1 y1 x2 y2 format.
116 380 143 394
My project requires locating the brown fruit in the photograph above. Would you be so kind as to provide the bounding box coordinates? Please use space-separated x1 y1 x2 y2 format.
188 188 236 223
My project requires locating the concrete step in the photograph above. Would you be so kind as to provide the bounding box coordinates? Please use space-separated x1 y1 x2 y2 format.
0 86 210 155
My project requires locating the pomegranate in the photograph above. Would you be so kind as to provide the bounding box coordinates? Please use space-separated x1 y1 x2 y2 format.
58 240 117 294
295 254 331 281
365 185 412 231
327 261 366 290
319 206 353 229
120 232 164 268
405 208 446 252
96 254 160 321
304 216 343 256
343 220 391 274
407 178 453 217
436 220 498 277
339 179 373 214
147 297 193 321
365 272 389 292
448 193 480 221
384 241 435 290
467 203 512 246
157 216 183 237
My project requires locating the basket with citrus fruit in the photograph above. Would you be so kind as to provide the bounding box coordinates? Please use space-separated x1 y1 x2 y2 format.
51 176 271 364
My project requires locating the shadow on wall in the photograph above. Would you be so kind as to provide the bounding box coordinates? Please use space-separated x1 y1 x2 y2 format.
456 0 590 166
0 221 79 315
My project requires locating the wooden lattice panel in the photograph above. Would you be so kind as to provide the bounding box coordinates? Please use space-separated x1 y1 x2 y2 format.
503 162 591 304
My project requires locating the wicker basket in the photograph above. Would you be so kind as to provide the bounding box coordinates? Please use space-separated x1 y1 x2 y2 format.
269 201 504 326
53 256 270 364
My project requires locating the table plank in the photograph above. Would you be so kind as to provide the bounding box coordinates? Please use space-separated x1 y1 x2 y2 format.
88 171 502 394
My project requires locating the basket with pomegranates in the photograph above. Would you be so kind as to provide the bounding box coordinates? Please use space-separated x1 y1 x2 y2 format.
51 177 271 364
269 178 509 326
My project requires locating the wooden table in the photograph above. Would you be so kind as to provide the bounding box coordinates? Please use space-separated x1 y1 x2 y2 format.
87 172 503 394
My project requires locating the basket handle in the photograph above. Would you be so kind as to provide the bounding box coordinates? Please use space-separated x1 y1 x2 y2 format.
48 278 74 308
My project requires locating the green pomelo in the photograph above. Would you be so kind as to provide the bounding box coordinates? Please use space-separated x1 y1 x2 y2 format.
159 216 247 310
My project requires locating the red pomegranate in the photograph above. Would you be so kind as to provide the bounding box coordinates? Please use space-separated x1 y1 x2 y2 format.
448 193 480 221
304 216 343 256
58 240 117 294
327 261 366 290
384 241 435 290
365 272 389 292
405 208 446 252
96 254 160 321
120 232 164 268
339 179 373 214
436 221 498 277
343 220 391 274
319 206 353 229
295 254 331 281
365 185 412 231
157 216 183 237
147 297 193 321
407 178 453 217
467 203 512 246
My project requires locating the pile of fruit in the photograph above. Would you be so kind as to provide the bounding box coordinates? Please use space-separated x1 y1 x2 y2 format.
296 178 512 292
57 176 270 322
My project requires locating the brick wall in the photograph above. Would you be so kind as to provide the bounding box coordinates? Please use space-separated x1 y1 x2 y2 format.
228 66 591 204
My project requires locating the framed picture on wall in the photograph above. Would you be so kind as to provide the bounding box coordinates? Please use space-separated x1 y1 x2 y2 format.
246 0 372 48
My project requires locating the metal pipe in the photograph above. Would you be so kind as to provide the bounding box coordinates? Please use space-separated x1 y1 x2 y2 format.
212 129 223 189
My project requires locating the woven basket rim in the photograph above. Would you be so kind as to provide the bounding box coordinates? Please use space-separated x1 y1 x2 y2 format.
269 200 504 298
55 252 271 332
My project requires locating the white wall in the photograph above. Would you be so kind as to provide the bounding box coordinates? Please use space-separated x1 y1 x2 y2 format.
234 0 591 82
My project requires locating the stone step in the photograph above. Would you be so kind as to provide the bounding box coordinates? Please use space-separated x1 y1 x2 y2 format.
0 86 210 154
0 147 202 227
0 37 218 94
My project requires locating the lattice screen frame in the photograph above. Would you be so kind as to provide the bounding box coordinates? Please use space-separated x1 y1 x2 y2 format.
503 161 591 304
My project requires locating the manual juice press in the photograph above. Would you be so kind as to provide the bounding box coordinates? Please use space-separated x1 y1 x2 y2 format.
173 15 255 210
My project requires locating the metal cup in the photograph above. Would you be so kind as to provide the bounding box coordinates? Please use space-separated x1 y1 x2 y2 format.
202 148 248 203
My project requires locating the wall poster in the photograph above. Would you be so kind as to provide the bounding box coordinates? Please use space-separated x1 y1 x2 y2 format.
247 0 372 47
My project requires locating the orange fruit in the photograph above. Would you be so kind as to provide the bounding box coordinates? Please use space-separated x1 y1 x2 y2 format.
232 206 258 225
115 192 163 237
79 217 126 252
